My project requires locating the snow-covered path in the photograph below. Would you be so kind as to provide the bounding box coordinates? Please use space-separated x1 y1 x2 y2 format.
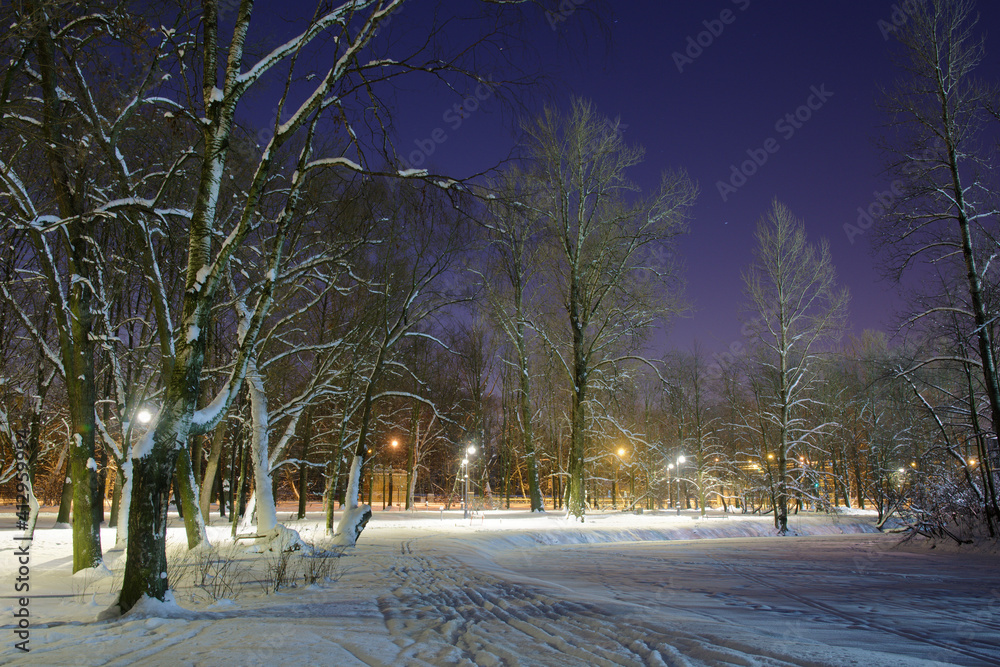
4 512 1000 665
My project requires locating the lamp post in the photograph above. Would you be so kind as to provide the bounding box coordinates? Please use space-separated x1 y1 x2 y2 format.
667 463 674 510
463 444 476 519
675 455 686 515
388 440 398 508
613 447 626 509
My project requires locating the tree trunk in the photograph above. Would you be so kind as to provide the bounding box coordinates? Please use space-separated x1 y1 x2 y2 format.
200 421 226 519
119 445 179 611
405 420 417 511
67 264 103 570
297 410 313 520
567 394 587 519
176 447 207 548
232 437 249 537
229 436 240 522
247 360 278 536
56 459 72 526
334 379 378 545
109 465 123 529
324 460 337 533
325 415 349 534
518 316 544 512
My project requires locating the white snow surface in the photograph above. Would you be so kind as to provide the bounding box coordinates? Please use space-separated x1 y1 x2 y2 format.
2 509 999 666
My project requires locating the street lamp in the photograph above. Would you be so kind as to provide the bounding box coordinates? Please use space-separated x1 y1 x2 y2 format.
386 440 399 508
667 463 674 510
613 447 626 509
675 455 686 515
136 408 153 424
463 444 476 519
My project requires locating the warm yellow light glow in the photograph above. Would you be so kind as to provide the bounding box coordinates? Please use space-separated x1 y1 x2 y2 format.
391 440 398 448
617 447 626 457
767 453 774 460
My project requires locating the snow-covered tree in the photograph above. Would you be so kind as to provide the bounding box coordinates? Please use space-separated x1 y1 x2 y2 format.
482 169 547 511
333 182 474 545
877 0 1000 534
743 200 848 533
523 98 696 519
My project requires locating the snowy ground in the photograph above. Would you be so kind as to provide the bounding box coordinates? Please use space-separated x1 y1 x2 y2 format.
2 508 1000 666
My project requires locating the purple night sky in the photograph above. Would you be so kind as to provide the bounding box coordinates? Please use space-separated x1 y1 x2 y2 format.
269 1 1000 357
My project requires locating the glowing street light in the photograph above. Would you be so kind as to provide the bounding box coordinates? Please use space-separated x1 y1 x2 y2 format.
613 447 627 509
385 440 400 509
136 408 153 424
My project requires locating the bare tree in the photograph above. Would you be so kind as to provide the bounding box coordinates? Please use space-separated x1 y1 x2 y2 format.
482 169 547 510
524 98 696 519
743 200 848 533
877 0 1000 534
0 0 182 569
664 345 722 516
333 183 473 545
